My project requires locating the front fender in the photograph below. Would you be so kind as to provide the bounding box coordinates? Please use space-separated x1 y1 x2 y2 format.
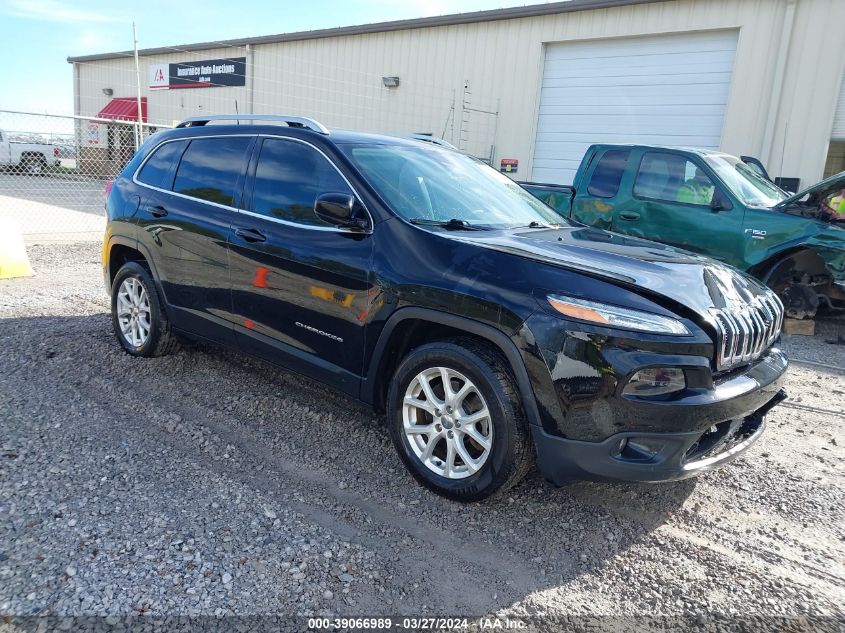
805 228 845 284
361 307 544 429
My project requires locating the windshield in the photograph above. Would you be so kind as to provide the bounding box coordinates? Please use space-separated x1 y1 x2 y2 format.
703 154 787 207
339 143 566 228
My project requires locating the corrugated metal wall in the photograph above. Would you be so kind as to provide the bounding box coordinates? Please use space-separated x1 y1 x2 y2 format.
73 0 845 187
830 69 845 141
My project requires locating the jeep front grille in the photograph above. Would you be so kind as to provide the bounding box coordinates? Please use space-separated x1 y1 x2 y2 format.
710 294 784 371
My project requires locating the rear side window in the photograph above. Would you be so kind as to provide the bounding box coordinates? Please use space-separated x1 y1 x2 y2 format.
250 138 352 226
587 150 629 198
136 140 187 189
173 137 252 207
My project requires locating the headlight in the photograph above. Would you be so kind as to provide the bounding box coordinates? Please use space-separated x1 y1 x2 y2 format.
546 294 690 335
622 367 686 397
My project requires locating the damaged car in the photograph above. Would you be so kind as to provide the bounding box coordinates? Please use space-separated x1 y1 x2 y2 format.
522 145 845 319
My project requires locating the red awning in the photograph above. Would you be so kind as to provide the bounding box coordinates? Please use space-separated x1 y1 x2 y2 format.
95 97 147 122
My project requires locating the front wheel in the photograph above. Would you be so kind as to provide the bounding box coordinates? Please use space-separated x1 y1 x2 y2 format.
387 340 532 502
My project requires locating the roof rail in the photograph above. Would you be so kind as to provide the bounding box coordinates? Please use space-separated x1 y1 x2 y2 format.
176 114 329 134
409 133 458 150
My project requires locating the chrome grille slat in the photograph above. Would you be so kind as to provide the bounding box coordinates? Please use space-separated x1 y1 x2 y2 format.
710 291 784 372
749 309 766 357
763 298 778 345
738 311 753 362
724 311 741 361
713 316 727 368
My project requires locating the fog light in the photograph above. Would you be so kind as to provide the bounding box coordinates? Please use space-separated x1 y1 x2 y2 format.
623 367 685 397
612 436 665 461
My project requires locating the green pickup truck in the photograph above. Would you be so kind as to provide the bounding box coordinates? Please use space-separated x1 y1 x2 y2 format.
522 145 845 319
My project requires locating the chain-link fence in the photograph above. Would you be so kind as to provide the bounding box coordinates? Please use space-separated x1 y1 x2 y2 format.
2 47 504 243
0 106 500 243
0 109 164 242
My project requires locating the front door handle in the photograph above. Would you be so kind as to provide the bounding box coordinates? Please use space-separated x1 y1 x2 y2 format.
619 212 640 221
234 227 267 243
145 205 168 218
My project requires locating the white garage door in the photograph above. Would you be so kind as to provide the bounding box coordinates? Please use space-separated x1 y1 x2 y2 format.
531 30 738 184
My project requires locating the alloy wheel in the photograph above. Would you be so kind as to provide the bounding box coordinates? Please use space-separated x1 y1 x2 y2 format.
116 277 152 348
402 366 493 479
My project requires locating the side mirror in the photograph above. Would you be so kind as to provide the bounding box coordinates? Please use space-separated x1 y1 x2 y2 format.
710 190 732 212
314 193 369 231
740 155 773 182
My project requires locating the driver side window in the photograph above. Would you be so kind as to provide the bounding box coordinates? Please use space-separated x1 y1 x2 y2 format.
634 152 715 206
250 138 353 227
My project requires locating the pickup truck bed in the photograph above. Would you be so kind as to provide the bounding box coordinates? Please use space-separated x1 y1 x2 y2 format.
0 128 60 175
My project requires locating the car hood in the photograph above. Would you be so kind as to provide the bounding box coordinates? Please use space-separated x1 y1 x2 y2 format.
775 170 845 209
454 225 774 316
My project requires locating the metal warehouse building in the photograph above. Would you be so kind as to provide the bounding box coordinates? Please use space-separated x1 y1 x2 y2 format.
68 0 845 188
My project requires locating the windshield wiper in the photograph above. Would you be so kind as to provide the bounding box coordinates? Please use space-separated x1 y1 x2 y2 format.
409 218 487 231
514 220 559 229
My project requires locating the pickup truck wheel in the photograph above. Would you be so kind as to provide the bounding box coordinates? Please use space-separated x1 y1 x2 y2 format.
387 340 532 502
23 156 46 176
111 262 179 357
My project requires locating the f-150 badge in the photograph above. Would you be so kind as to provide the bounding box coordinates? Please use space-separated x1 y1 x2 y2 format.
744 229 767 240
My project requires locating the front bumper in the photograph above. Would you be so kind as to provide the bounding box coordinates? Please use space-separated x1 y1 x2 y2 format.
530 348 789 484
533 387 785 484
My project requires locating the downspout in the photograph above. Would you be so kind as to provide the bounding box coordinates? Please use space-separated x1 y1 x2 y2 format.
73 62 81 117
246 44 254 114
133 22 144 146
760 0 797 173
73 62 82 167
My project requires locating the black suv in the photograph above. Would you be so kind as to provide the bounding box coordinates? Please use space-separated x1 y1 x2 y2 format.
103 114 788 501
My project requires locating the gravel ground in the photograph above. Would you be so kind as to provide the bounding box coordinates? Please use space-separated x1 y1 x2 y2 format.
0 243 843 629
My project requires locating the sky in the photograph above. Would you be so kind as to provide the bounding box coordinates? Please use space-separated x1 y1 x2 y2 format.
0 0 546 116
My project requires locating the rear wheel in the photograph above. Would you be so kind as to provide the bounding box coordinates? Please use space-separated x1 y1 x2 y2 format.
387 339 532 501
111 262 179 357
23 156 46 176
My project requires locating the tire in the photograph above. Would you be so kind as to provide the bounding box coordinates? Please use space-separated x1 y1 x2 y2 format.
23 156 45 176
110 262 179 357
387 338 533 502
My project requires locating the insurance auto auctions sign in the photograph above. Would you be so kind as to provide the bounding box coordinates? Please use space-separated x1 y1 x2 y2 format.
149 57 246 90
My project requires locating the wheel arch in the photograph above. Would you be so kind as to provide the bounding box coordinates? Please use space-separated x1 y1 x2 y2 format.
752 246 830 285
362 308 542 428
19 151 47 162
108 241 147 286
106 237 169 308
753 246 837 318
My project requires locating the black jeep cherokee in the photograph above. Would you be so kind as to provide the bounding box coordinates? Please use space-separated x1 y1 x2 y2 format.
103 114 788 501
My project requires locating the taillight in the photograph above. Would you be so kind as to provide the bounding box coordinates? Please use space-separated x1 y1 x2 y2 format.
104 181 114 199
54 147 59 157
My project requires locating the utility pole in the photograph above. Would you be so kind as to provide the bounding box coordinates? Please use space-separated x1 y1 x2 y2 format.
133 22 144 148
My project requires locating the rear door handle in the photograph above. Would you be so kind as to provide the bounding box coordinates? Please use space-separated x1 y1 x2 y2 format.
145 205 168 218
619 212 640 221
234 227 267 243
